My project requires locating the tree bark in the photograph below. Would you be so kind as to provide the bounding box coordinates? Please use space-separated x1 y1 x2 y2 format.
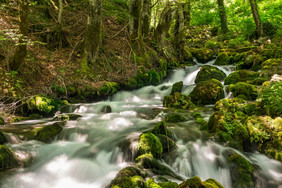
154 2 176 47
174 4 185 47
129 0 143 40
83 0 102 69
142 0 151 39
184 0 191 27
10 0 29 71
249 0 263 38
217 0 228 33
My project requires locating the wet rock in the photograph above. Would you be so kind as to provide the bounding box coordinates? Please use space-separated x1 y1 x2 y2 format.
195 65 226 84
33 122 64 143
224 70 267 85
178 176 224 188
163 92 195 110
190 79 224 105
229 82 258 100
228 153 254 188
151 121 173 138
101 105 112 113
189 48 215 63
236 54 263 71
156 134 175 153
0 145 19 170
165 113 187 123
53 113 82 121
170 81 183 95
0 132 7 144
137 133 163 158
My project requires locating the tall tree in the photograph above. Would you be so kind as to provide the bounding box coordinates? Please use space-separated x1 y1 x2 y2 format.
183 0 191 27
10 0 29 71
129 0 143 41
249 0 263 38
142 0 151 39
174 3 185 48
82 0 102 71
217 0 228 33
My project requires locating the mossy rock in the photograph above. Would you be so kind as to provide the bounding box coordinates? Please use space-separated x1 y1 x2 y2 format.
228 153 254 188
156 134 175 153
151 121 173 138
0 132 7 145
224 70 267 85
137 133 163 158
145 178 162 188
97 82 120 96
190 79 224 105
165 113 187 123
53 113 82 121
189 48 215 63
178 176 224 188
163 92 195 110
236 54 263 71
26 95 69 116
214 52 231 65
170 81 183 95
33 122 64 143
0 145 18 170
260 81 282 117
135 154 183 180
158 181 178 188
229 82 258 100
195 65 226 84
261 58 282 77
262 49 282 59
0 117 4 125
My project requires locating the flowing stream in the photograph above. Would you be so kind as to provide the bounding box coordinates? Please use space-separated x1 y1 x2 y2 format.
0 60 281 188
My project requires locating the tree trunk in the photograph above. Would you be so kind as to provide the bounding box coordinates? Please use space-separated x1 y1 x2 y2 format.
184 0 191 27
82 0 102 70
10 0 29 71
154 2 176 47
217 0 228 33
174 4 185 47
129 0 143 41
142 0 151 39
249 0 263 38
58 0 63 25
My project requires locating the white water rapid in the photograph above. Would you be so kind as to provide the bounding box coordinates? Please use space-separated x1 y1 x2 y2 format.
0 60 281 188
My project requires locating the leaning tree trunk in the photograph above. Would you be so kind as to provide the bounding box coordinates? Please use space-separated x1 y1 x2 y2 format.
129 0 143 41
217 0 228 33
249 0 263 38
142 0 151 39
10 0 29 71
81 0 102 71
154 2 176 47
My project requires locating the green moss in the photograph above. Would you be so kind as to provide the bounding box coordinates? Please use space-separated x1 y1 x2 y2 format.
158 181 178 188
195 65 226 84
137 133 163 158
165 113 187 123
229 82 258 100
262 49 282 59
0 132 7 145
203 179 224 188
178 176 202 188
214 52 231 65
261 58 282 77
33 122 64 143
190 79 224 105
0 117 4 125
237 54 263 71
163 92 195 110
0 145 18 170
110 175 144 188
189 48 215 63
228 153 254 188
97 82 120 96
224 70 266 85
156 134 175 153
145 178 162 188
170 81 183 95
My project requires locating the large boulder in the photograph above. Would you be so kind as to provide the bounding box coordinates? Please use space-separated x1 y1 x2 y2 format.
215 52 245 65
137 133 163 158
236 54 263 71
178 176 224 188
224 70 267 85
170 81 183 95
163 92 195 110
229 82 258 100
195 65 227 84
190 79 224 105
33 122 64 143
189 48 215 63
0 145 18 170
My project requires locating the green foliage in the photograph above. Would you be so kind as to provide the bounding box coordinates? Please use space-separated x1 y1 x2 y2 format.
97 82 120 96
260 81 282 117
103 0 130 23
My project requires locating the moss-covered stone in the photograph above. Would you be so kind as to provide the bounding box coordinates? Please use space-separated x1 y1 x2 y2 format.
170 81 183 95
0 117 4 125
163 92 195 110
97 82 120 96
193 112 208 129
145 178 162 188
260 81 282 117
214 52 231 65
33 122 64 143
151 121 173 138
0 132 7 145
137 133 163 158
261 58 282 77
26 95 69 116
202 179 224 188
236 54 263 71
262 49 282 59
229 82 258 100
158 181 178 188
165 113 187 123
189 48 215 63
0 145 18 170
224 70 267 85
156 134 175 153
190 79 224 105
53 113 82 121
178 176 224 188
228 153 254 188
195 65 226 84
